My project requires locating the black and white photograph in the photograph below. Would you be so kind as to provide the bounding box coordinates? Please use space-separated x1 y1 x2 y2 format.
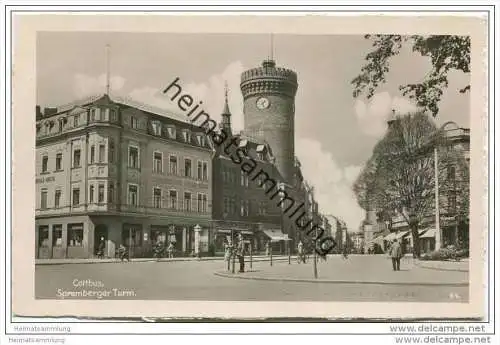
4 10 493 335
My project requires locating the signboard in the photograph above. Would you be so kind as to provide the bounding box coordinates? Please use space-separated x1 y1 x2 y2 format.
36 176 55 184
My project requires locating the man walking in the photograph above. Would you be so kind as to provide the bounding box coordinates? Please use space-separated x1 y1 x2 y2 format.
389 239 403 271
237 234 245 273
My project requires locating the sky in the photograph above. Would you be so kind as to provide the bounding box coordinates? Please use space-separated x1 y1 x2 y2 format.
36 32 470 231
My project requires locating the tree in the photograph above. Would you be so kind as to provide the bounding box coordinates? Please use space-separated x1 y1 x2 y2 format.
353 112 469 257
352 35 470 117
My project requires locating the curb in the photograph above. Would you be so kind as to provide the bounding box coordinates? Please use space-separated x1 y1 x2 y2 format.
415 261 469 273
35 256 296 266
213 271 469 287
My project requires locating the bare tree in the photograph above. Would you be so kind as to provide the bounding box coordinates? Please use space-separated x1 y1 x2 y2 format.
353 112 469 257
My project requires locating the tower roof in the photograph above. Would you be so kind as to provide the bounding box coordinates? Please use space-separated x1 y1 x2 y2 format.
222 81 231 116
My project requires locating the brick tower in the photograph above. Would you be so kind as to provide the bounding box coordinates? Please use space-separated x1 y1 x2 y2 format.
240 58 298 183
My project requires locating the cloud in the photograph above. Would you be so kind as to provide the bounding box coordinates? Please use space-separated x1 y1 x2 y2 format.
73 73 125 99
296 137 365 231
355 92 417 138
126 61 245 129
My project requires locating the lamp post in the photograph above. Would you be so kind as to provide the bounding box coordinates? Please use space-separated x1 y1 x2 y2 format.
231 229 235 274
434 146 442 251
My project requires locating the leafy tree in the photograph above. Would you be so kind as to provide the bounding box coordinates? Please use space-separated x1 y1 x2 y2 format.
353 112 469 257
352 35 470 117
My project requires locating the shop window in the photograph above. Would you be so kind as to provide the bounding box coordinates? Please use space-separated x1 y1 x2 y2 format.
55 153 63 171
38 226 49 247
52 225 63 247
122 225 142 247
68 223 83 247
42 155 48 173
40 189 48 209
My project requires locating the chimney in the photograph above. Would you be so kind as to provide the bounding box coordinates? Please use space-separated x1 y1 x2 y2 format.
43 107 58 117
36 105 42 120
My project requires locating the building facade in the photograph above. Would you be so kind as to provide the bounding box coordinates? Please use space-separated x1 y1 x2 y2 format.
35 94 213 259
211 90 286 255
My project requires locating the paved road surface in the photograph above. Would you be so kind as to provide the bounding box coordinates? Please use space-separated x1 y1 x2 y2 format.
35 255 468 302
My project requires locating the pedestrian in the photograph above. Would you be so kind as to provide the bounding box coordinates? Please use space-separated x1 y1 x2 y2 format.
389 239 403 271
265 241 270 256
297 240 305 264
342 244 349 260
237 233 245 273
167 242 175 259
97 237 105 259
223 239 232 271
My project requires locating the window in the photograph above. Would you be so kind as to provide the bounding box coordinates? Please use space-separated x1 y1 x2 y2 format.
448 194 457 213
89 185 95 203
184 158 192 178
67 223 83 247
42 155 48 173
99 144 105 163
73 149 81 168
230 197 236 215
72 187 80 206
153 188 162 208
54 190 61 208
197 161 203 180
169 156 177 175
202 194 207 213
52 225 63 247
109 140 115 163
38 226 49 247
98 184 105 203
182 130 191 143
196 135 206 147
110 109 117 122
203 162 208 181
90 146 95 164
447 166 456 180
240 171 248 187
40 189 48 209
259 201 267 215
153 152 162 173
197 194 203 212
257 152 264 161
108 183 114 203
131 116 138 129
240 200 249 216
128 184 138 206
55 153 62 171
73 115 79 127
90 109 96 122
184 192 192 211
151 120 162 136
169 190 177 209
128 146 139 168
167 126 176 139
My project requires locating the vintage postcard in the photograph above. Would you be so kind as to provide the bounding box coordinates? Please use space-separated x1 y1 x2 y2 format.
9 13 489 321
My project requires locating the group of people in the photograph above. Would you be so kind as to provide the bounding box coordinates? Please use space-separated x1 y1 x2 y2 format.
224 233 246 273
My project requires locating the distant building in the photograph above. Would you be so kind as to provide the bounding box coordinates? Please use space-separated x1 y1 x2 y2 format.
35 94 213 259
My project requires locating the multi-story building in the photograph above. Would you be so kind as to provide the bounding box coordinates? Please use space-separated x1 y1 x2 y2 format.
211 89 286 254
35 94 213 259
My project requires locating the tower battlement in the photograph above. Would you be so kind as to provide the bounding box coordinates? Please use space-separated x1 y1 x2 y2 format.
240 59 298 99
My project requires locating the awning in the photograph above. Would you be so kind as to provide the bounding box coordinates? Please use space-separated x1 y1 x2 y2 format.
368 236 385 246
395 231 409 240
403 229 428 238
262 229 291 242
420 228 437 239
384 232 397 241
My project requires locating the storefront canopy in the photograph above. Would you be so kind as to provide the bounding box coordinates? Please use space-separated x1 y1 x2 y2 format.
263 229 291 242
368 235 385 246
420 228 437 238
384 232 397 241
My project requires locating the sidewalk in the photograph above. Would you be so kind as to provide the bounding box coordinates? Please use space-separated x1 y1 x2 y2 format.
415 259 469 272
214 255 469 286
35 254 296 265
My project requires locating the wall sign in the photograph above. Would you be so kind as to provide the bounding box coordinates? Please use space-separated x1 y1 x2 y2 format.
36 176 55 184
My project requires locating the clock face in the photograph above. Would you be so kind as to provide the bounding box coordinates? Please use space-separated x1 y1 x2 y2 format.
256 97 270 110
